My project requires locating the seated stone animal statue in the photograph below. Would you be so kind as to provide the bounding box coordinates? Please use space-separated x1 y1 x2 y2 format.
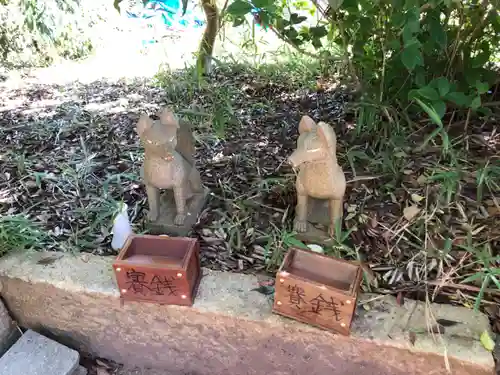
288 115 346 237
136 109 203 226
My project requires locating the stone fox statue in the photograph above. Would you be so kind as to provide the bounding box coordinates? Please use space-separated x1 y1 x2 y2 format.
288 115 346 237
136 108 203 225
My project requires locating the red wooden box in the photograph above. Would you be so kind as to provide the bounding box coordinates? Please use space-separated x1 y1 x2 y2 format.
272 247 362 336
112 234 201 306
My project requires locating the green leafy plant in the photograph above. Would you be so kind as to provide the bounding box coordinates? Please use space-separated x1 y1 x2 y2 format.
459 241 500 311
0 215 49 256
263 224 308 270
1 0 94 69
219 0 499 148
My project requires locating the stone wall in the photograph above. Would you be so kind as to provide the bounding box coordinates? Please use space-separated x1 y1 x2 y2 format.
0 251 495 375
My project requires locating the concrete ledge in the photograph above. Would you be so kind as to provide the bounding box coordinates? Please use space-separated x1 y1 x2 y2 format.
0 251 495 375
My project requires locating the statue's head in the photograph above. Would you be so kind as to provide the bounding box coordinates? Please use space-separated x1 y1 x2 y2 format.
136 109 179 161
287 115 337 168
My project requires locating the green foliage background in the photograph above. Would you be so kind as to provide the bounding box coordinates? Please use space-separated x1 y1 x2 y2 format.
5 0 499 125
224 0 500 136
0 0 103 69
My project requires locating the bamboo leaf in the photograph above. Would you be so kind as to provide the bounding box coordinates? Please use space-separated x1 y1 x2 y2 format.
414 98 443 127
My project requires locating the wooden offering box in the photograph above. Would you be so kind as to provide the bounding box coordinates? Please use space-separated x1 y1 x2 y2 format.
113 235 201 306
272 247 362 336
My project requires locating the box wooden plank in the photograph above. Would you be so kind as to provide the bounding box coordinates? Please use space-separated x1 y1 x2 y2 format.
112 235 201 306
272 247 362 335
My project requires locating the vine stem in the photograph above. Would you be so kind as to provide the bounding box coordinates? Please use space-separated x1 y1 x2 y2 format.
218 0 229 29
379 7 387 104
336 16 357 85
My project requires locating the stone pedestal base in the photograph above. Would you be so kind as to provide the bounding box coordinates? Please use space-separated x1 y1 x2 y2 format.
294 197 338 246
146 187 210 237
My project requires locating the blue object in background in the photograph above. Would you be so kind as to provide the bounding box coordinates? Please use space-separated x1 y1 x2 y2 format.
250 7 271 30
126 0 206 31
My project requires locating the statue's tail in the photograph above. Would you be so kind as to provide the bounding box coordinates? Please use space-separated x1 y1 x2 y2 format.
176 121 195 166
159 107 196 165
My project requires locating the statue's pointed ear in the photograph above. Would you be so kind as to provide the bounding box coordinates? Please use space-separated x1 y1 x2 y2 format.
136 114 153 136
316 121 337 151
298 115 317 134
160 108 180 129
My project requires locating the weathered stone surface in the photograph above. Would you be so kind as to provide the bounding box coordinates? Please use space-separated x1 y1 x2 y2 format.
0 329 79 375
0 298 20 357
0 251 495 375
352 295 492 364
147 187 210 236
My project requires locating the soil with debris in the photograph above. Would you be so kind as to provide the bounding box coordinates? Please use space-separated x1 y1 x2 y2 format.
81 357 168 375
1 63 499 352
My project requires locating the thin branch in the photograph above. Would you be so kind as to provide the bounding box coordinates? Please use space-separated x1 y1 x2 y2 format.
426 280 500 295
268 26 341 62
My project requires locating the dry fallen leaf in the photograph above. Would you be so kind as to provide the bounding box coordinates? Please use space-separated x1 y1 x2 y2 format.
430 324 445 334
360 262 378 287
416 175 427 185
403 205 421 221
409 331 417 346
411 193 425 203
487 206 499 216
256 274 275 287
95 358 112 369
396 291 405 306
436 319 459 327
480 330 495 352
36 254 63 265
494 321 500 334
96 368 111 375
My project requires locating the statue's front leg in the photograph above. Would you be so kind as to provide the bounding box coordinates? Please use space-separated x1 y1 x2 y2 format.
293 179 308 233
145 183 160 221
173 184 187 225
328 198 343 237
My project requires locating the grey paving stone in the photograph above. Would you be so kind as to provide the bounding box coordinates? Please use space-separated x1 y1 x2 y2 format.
0 329 79 375
0 299 20 357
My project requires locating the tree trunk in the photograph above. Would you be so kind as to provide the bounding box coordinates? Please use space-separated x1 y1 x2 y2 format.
197 0 219 75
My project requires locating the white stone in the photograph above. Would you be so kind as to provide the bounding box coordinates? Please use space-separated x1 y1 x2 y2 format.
307 244 324 253
0 329 79 375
